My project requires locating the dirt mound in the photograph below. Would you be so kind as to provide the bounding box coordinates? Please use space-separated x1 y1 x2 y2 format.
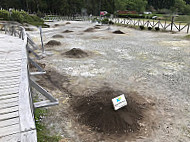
70 88 151 134
94 26 101 29
45 40 61 46
62 30 73 33
66 22 71 24
84 28 94 32
52 34 64 38
113 30 125 34
54 24 60 27
63 48 88 58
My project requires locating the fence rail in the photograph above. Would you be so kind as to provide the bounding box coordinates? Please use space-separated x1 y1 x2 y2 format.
43 16 90 21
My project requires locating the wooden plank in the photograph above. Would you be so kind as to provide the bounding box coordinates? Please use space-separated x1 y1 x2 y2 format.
0 106 18 114
0 68 20 72
0 117 19 128
0 111 19 121
0 133 21 142
0 76 19 81
0 93 18 100
0 88 19 95
0 72 20 78
21 130 37 142
0 84 19 89
0 81 19 87
0 101 18 110
0 124 20 137
0 97 18 104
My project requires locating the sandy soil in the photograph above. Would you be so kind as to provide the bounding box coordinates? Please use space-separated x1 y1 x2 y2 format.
29 21 190 142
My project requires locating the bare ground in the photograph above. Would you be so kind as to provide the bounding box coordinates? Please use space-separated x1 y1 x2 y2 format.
30 21 190 142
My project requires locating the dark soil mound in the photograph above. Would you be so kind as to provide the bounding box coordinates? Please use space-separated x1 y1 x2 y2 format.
94 26 101 29
54 24 60 27
66 22 71 24
113 30 125 34
52 34 64 38
84 28 94 32
62 30 73 33
63 48 88 58
70 88 148 134
45 40 61 46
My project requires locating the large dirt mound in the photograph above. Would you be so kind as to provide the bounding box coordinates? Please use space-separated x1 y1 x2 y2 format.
45 40 61 46
113 30 125 34
63 48 88 58
52 34 64 38
70 88 150 134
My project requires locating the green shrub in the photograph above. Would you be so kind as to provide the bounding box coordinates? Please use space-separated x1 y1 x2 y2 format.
148 27 152 30
0 10 10 20
118 14 145 19
109 20 114 25
101 18 109 24
155 27 160 31
92 17 101 23
0 9 44 26
140 25 145 30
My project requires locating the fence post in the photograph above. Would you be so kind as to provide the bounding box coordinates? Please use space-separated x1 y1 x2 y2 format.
39 26 45 54
171 16 174 31
187 23 190 33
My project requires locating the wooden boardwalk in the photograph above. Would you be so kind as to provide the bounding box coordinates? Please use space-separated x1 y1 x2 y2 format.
0 34 37 141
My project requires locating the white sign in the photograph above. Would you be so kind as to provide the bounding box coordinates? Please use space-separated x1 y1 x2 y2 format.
112 94 127 110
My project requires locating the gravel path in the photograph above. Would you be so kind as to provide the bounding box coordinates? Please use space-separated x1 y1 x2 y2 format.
30 21 190 142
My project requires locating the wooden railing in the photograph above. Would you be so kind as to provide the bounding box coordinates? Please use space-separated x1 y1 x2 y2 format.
112 18 190 33
43 16 90 21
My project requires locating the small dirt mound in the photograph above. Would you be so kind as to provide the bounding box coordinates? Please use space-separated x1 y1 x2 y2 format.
45 40 61 46
62 30 73 33
52 34 64 38
70 88 151 134
94 26 101 29
54 24 60 27
66 22 71 24
113 30 125 34
84 28 94 32
63 48 88 58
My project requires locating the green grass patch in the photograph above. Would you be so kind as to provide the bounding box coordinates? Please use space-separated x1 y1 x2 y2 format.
34 108 61 142
184 34 190 39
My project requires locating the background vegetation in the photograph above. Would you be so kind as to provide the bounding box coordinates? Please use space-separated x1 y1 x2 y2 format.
1 0 190 16
0 9 44 26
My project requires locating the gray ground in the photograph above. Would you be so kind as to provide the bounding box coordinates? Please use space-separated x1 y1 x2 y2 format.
29 21 190 142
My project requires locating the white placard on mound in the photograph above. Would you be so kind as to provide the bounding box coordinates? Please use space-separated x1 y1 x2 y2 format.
112 94 127 110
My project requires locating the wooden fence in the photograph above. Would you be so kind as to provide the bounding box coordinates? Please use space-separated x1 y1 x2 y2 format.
112 18 190 33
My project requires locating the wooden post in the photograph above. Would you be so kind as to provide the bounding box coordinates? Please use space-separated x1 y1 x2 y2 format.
171 16 174 31
158 20 160 28
39 26 45 54
164 20 166 29
187 24 190 33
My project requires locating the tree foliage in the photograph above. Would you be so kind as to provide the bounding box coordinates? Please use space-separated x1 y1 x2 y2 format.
0 0 190 15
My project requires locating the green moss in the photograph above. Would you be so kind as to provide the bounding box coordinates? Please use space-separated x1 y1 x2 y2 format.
34 108 61 142
184 34 190 39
